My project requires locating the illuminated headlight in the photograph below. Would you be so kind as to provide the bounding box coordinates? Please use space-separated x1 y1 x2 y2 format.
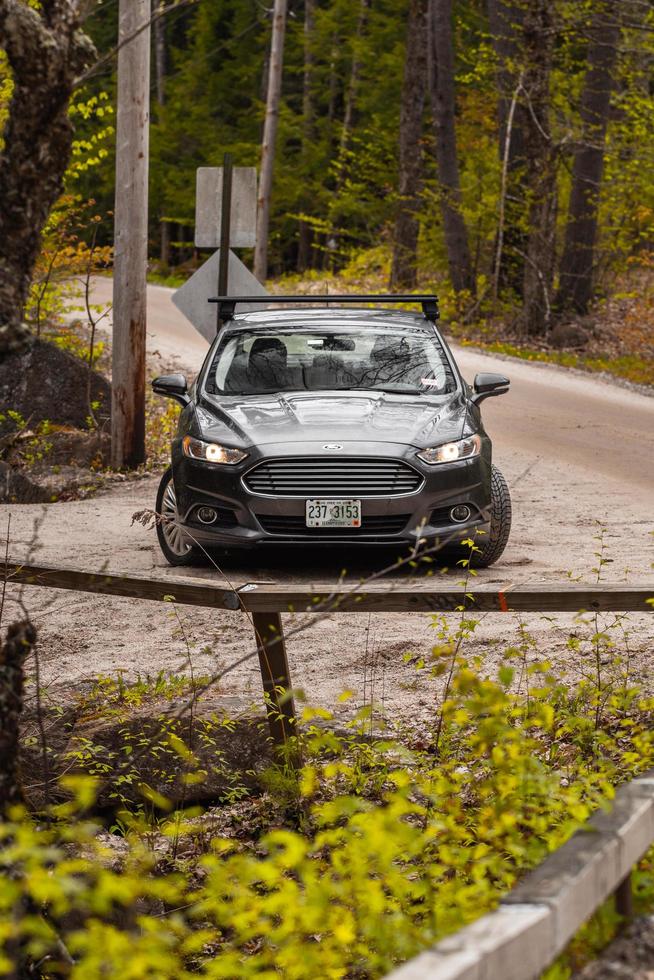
417 434 481 465
183 435 247 465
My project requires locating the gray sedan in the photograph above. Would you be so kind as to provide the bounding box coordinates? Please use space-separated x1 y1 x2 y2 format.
152 296 511 567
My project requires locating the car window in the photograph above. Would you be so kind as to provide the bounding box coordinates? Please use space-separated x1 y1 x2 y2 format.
205 327 457 397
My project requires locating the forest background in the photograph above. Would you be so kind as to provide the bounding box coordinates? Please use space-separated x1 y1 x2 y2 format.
84 0 654 337
1 0 654 366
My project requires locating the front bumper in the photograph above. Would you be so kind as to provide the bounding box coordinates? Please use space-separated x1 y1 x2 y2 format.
170 439 492 550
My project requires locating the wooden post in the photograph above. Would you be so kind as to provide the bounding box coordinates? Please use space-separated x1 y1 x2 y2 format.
615 871 634 921
112 0 151 470
252 611 297 759
217 152 233 331
253 0 288 283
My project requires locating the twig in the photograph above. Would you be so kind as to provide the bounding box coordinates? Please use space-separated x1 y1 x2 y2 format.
75 0 200 87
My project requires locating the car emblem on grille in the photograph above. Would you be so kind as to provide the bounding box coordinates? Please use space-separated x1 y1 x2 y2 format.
323 443 343 451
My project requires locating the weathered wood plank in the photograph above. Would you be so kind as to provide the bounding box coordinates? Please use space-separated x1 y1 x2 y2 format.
4 562 654 614
252 611 298 758
236 583 654 614
4 562 242 610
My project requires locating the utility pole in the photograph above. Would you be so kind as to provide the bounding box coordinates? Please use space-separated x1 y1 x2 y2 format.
112 0 151 469
254 0 288 283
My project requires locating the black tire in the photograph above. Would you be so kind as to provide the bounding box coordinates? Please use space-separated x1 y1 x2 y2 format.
155 466 202 567
471 464 512 568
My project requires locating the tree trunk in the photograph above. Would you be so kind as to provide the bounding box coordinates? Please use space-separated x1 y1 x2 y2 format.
112 0 150 470
556 3 620 317
390 0 428 291
0 621 36 814
338 0 370 173
0 2 95 358
153 0 166 106
153 0 169 269
487 0 528 294
516 0 556 335
427 0 475 295
254 0 288 284
327 0 370 259
298 0 315 272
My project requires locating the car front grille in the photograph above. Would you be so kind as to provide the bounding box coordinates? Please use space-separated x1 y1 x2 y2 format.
257 514 411 536
243 457 423 497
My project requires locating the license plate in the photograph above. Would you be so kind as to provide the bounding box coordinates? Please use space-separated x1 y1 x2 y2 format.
306 499 361 528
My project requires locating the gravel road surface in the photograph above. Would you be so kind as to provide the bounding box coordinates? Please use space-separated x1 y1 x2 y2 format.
4 279 653 711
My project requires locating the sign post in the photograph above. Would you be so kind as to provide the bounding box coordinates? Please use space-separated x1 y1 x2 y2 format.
172 165 266 341
217 153 233 329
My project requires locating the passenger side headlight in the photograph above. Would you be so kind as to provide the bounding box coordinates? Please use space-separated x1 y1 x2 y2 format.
417 434 481 465
183 435 247 465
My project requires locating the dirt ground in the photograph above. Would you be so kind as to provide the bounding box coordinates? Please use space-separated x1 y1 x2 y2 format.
3 282 653 719
3 436 653 720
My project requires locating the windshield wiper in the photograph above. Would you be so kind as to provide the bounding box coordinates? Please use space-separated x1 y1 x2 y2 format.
369 386 424 395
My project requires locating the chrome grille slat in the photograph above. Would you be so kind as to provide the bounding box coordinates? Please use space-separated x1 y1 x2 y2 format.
243 457 423 497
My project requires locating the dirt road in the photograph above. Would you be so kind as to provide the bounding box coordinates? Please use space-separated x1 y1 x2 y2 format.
4 280 653 710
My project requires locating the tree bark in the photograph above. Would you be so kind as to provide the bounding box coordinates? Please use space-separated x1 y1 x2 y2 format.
487 0 528 294
556 3 620 317
0 620 36 814
427 0 475 295
516 0 556 335
0 1 95 358
112 0 150 469
390 0 428 291
254 0 288 283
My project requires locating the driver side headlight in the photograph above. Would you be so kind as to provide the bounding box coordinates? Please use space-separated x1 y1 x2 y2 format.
417 434 481 465
183 435 247 465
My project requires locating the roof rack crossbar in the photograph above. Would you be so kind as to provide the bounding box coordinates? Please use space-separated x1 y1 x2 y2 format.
208 294 440 324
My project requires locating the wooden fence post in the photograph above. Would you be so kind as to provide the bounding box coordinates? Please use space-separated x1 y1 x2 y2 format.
615 871 634 920
251 612 298 761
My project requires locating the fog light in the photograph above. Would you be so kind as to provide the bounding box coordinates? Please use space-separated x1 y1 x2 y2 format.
450 504 472 524
197 506 218 525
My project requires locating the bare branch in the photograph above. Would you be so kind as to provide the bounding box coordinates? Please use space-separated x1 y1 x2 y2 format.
74 0 199 87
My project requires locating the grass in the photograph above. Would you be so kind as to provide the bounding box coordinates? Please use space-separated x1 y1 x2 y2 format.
456 337 654 388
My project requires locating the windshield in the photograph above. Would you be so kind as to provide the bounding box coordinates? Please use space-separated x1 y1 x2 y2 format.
205 327 457 397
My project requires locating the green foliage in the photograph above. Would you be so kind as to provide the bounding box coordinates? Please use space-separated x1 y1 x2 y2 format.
2 605 653 977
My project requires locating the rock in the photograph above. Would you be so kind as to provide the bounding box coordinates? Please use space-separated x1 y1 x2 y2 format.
0 339 111 436
0 461 52 503
42 428 111 468
548 322 590 349
27 463 101 500
20 692 274 810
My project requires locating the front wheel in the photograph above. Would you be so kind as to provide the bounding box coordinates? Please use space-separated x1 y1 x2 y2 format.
470 464 512 568
155 466 201 567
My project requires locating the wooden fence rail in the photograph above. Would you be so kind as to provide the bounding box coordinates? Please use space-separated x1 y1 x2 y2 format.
5 560 654 752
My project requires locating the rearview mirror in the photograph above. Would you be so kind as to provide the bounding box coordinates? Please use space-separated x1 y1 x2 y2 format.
152 374 190 407
471 373 510 405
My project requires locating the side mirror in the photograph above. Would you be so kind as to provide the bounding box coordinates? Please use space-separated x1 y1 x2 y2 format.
471 373 510 405
152 374 190 407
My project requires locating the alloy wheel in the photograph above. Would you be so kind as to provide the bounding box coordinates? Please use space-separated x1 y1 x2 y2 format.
160 478 192 556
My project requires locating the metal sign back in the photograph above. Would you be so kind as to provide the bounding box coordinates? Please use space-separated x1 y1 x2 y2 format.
172 250 268 343
195 167 258 248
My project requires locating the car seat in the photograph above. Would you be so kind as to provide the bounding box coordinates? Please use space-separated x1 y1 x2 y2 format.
308 352 346 389
247 337 289 391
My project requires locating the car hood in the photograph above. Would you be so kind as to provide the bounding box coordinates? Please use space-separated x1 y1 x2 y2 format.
197 390 469 449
